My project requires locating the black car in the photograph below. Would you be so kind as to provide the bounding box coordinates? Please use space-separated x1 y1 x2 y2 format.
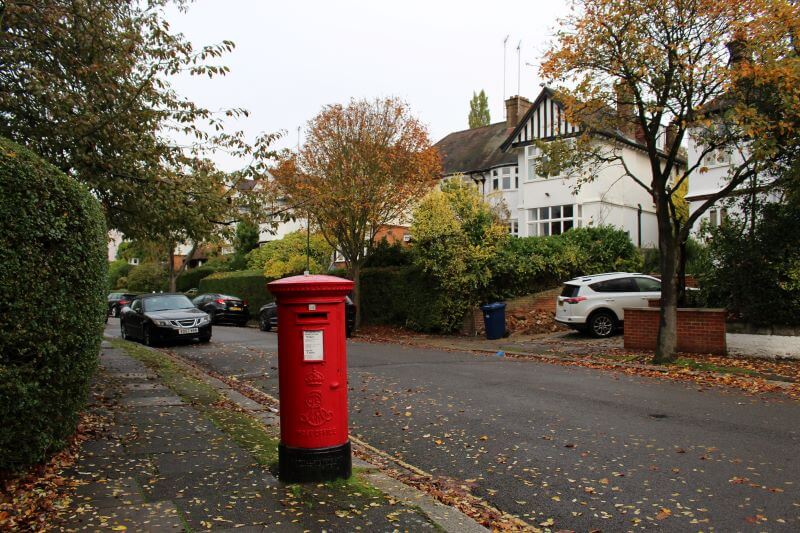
259 296 356 337
192 293 250 326
108 292 137 317
120 293 212 345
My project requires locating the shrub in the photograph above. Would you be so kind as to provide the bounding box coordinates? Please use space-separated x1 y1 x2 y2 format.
108 259 133 290
199 270 273 310
363 238 412 267
176 266 217 292
699 203 800 325
126 262 168 293
0 137 106 470
360 266 449 332
490 226 642 299
247 230 333 277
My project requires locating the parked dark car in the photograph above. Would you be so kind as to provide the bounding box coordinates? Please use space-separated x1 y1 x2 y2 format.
192 293 250 326
108 292 137 317
259 296 356 337
120 293 211 345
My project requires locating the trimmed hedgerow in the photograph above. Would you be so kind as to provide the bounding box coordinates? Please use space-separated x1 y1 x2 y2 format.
199 270 273 311
176 265 217 293
360 266 450 332
0 137 107 471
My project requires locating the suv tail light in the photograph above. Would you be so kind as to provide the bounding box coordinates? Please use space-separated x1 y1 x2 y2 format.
215 298 226 304
119 299 129 306
564 296 587 304
243 299 248 306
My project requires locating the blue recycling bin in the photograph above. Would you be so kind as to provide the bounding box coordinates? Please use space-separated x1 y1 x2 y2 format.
481 302 506 340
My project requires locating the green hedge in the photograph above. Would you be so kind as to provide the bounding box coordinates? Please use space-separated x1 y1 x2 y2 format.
360 266 450 332
176 266 217 292
199 270 273 311
0 137 107 470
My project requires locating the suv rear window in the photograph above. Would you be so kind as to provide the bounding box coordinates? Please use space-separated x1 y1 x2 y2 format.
561 284 580 298
590 277 638 292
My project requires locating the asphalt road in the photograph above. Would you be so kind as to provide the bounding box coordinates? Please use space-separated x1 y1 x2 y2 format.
105 320 800 531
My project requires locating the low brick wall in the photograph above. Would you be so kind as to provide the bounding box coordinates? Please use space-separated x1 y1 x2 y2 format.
463 288 561 336
624 307 727 355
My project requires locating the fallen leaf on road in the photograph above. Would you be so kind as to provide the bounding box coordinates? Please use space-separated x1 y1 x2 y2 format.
656 508 672 520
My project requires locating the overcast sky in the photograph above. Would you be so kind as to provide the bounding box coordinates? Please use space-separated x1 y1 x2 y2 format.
166 0 571 169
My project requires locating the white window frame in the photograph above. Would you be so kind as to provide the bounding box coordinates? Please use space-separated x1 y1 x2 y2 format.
527 204 581 236
526 146 537 181
702 147 732 168
508 219 519 237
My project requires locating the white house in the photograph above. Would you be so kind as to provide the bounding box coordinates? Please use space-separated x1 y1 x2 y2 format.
436 89 682 247
685 131 779 235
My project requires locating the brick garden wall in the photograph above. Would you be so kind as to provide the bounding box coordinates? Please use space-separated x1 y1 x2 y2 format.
624 307 727 355
462 288 561 335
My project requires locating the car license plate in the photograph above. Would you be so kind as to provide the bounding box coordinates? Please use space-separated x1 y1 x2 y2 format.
229 306 242 311
178 327 199 335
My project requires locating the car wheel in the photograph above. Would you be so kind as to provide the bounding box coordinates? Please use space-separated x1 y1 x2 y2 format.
345 327 352 338
208 310 217 325
198 334 211 343
259 313 272 332
120 322 127 340
588 311 616 338
142 325 154 346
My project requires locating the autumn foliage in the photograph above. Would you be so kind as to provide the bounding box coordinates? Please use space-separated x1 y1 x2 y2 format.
540 0 800 362
274 98 441 325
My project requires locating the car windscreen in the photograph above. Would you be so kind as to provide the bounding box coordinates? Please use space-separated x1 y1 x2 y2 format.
143 295 196 312
561 284 580 298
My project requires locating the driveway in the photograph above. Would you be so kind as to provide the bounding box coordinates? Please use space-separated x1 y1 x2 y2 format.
105 319 800 531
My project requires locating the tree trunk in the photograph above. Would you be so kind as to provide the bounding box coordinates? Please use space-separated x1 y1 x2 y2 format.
168 247 177 292
351 263 361 330
677 239 687 306
654 215 679 364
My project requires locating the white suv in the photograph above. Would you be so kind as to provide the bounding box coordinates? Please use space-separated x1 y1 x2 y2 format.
555 272 661 338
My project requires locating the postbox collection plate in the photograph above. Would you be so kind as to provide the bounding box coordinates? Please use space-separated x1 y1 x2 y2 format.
302 330 324 361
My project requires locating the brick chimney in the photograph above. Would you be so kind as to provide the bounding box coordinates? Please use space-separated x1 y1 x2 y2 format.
505 95 533 128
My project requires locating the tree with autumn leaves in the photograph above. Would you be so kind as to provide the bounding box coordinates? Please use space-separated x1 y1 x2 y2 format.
274 98 441 326
540 0 800 362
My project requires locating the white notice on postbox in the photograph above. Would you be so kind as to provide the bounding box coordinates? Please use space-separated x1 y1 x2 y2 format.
303 330 324 361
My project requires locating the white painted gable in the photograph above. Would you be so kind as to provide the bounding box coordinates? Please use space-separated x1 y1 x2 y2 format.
510 89 580 145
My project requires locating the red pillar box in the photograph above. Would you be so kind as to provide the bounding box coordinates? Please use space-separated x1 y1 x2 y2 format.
267 274 354 482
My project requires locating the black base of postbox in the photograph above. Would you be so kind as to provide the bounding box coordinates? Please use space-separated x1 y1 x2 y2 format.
278 441 352 483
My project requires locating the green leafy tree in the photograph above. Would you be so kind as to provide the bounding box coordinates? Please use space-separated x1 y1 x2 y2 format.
468 90 491 129
411 180 508 332
126 262 168 293
0 0 280 240
108 259 134 290
229 221 260 270
246 230 333 278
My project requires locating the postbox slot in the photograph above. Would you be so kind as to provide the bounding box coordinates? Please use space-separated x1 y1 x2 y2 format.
297 312 328 323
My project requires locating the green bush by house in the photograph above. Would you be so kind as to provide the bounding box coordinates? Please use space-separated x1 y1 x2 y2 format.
0 137 107 471
107 259 134 290
126 262 168 293
199 270 273 310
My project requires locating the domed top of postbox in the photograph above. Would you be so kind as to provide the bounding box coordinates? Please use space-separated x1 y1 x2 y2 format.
268 274 354 300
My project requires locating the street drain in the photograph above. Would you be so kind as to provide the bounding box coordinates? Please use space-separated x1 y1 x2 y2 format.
649 413 668 419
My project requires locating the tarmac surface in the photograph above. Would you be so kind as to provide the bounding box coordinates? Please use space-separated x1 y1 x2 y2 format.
105 319 800 531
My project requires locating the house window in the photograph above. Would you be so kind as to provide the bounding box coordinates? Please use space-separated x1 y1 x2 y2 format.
508 219 519 236
709 208 728 227
492 169 499 191
502 167 511 189
527 204 579 236
526 146 536 181
702 148 731 168
129 257 140 266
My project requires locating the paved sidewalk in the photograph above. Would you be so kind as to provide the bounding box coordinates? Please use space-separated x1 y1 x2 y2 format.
727 333 800 360
58 341 462 531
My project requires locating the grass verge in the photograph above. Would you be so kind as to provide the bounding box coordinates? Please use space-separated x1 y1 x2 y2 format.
108 338 278 466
